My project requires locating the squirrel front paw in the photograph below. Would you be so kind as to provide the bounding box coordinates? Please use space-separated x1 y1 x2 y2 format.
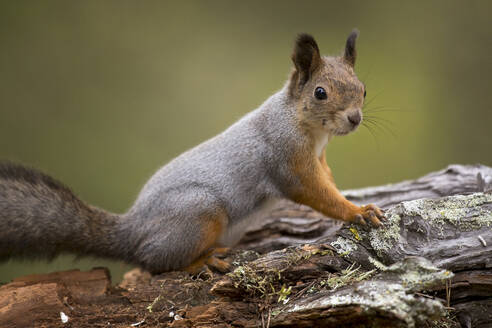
353 204 385 227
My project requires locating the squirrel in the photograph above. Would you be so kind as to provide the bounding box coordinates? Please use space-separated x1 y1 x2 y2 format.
0 30 384 274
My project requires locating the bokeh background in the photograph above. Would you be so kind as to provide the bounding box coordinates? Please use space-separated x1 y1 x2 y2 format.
1 1 490 283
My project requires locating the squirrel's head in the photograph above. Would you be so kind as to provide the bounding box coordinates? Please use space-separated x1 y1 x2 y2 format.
288 30 365 137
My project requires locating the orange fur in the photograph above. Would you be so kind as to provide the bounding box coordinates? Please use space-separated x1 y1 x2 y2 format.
319 153 335 185
184 248 231 274
288 140 383 226
287 34 384 227
183 209 231 274
289 151 360 222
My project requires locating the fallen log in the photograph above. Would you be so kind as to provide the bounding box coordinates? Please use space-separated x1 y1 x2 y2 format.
0 164 490 327
0 268 111 328
237 164 492 253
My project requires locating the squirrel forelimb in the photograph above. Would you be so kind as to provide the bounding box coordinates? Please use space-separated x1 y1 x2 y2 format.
0 30 385 274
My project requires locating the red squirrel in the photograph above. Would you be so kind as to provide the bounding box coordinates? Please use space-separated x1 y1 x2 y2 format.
0 30 384 274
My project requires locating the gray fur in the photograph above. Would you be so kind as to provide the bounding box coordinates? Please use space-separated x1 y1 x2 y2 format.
0 32 366 273
122 89 303 272
0 88 306 273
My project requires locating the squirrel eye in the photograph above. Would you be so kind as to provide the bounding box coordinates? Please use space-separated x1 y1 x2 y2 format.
364 90 367 98
314 87 327 100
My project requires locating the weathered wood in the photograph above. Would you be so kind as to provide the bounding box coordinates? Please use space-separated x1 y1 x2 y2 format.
178 164 492 328
333 193 491 270
208 248 453 327
0 282 64 328
0 268 111 327
268 258 448 328
238 164 492 253
0 164 490 327
11 267 111 302
343 164 492 207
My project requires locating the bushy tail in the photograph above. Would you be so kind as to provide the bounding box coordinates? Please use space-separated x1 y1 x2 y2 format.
0 162 125 262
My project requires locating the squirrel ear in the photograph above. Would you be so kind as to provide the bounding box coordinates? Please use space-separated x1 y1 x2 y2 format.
344 29 359 67
291 33 322 86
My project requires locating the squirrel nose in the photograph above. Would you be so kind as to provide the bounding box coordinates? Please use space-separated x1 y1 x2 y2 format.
348 111 361 126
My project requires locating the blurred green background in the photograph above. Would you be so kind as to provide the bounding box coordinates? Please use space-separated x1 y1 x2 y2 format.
0 1 490 284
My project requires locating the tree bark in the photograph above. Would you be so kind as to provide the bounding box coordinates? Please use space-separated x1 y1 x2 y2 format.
0 164 490 328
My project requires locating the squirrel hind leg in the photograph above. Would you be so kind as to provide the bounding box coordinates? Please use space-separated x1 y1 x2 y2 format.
184 247 232 275
137 201 230 274
182 211 231 275
205 253 231 273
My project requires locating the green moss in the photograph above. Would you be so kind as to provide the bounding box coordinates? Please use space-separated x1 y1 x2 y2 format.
231 250 260 266
277 284 292 304
227 247 312 301
228 246 338 303
146 295 163 313
349 226 362 241
227 263 281 298
316 264 375 292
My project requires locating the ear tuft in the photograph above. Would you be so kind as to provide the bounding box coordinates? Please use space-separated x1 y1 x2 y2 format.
344 29 359 67
291 33 321 86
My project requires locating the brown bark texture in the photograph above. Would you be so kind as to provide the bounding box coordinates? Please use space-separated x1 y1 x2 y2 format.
0 164 491 328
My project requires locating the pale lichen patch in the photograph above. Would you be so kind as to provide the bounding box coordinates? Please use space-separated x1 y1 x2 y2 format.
289 280 442 327
400 193 492 231
368 211 402 256
330 236 357 256
368 256 389 271
366 193 492 256
286 257 449 328
385 257 453 291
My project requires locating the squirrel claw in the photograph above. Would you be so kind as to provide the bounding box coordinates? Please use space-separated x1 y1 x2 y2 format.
186 257 231 279
354 214 367 225
206 256 231 273
356 204 385 228
368 211 384 228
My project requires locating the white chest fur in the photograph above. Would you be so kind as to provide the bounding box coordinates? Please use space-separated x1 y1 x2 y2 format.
314 131 329 158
